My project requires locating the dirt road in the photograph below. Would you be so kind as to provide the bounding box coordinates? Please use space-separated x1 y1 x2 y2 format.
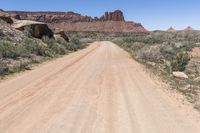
0 41 200 133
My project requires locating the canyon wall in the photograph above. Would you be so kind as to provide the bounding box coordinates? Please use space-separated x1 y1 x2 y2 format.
7 10 147 32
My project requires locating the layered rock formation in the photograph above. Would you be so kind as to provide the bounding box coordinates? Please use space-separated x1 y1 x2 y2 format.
49 21 145 32
12 20 54 38
167 27 176 32
184 26 194 31
7 10 147 32
100 10 124 21
8 11 93 23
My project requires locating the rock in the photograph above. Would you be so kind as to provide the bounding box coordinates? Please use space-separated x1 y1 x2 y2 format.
54 30 69 42
54 34 67 44
172 71 188 79
0 16 13 24
147 61 156 66
12 20 53 38
0 10 13 24
191 47 200 58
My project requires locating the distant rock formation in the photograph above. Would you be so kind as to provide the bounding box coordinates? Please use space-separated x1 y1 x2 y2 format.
184 26 194 31
8 11 94 23
167 27 176 32
8 10 125 23
100 10 124 21
7 10 147 32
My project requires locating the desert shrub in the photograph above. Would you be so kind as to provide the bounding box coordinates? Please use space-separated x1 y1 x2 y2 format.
112 37 124 44
50 43 66 55
42 36 55 48
0 59 31 75
131 42 146 52
42 36 68 56
24 38 52 57
0 29 4 37
64 42 78 51
136 45 163 62
0 40 25 59
64 37 84 51
71 37 82 47
160 44 176 59
0 60 8 75
171 53 190 71
80 38 93 44
23 26 33 37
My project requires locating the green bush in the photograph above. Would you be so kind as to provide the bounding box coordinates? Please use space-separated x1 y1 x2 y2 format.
64 37 84 51
0 29 4 37
24 38 52 57
42 36 68 55
0 60 8 75
0 40 25 59
50 43 66 55
171 53 190 71
136 45 163 62
42 36 55 48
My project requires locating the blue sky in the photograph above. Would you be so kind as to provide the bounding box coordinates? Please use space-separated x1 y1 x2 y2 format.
0 0 200 30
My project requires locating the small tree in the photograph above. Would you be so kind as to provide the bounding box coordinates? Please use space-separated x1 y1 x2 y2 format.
171 53 190 71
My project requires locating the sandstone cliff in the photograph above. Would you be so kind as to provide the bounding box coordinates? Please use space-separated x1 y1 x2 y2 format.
7 10 147 32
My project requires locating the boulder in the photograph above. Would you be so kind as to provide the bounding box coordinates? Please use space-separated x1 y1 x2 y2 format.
191 47 200 58
0 10 13 24
0 16 14 24
54 34 67 44
12 20 53 39
172 71 188 79
54 30 69 42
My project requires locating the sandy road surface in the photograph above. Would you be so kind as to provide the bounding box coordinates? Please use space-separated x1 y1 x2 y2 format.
0 41 200 133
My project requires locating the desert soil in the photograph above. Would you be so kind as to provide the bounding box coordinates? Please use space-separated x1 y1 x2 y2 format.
0 41 200 133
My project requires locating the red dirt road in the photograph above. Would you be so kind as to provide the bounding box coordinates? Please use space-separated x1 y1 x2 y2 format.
0 41 200 133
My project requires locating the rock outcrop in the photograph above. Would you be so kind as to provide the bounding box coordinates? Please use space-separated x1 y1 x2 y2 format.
7 10 147 32
100 10 124 21
0 10 13 24
49 21 146 32
8 11 94 23
8 10 125 23
12 20 54 38
54 29 69 42
167 27 176 32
